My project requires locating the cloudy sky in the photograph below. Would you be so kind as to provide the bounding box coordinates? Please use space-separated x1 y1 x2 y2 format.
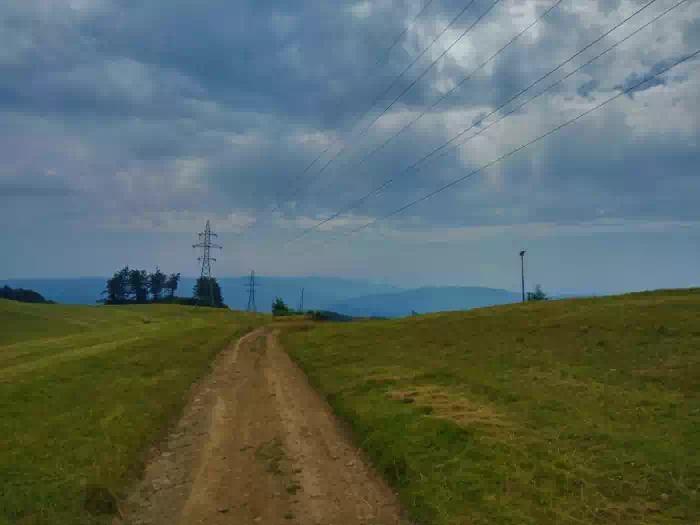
1 0 699 293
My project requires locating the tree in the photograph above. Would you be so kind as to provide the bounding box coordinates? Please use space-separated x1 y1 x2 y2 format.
118 266 130 290
527 284 548 301
102 266 129 304
100 267 181 305
193 277 224 307
103 275 121 303
165 272 181 298
128 269 149 303
272 297 290 316
149 267 167 301
118 266 130 301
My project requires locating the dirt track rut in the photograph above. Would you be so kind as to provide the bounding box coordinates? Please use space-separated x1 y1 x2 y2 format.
123 328 408 525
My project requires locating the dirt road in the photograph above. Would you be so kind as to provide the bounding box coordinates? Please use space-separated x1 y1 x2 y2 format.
123 328 409 525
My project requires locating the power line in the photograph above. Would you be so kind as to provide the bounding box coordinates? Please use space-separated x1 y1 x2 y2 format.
335 0 504 166
285 0 501 210
342 0 565 174
375 0 438 67
284 0 674 247
239 0 487 242
279 0 440 195
313 46 699 249
232 0 444 238
284 0 663 245
286 0 566 244
322 0 441 82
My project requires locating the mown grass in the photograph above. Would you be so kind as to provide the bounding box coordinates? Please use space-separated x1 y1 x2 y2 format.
283 289 700 525
0 299 264 524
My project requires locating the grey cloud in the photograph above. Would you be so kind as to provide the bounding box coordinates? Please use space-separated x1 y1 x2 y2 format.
684 18 700 48
0 184 77 198
576 78 600 97
306 103 700 234
79 0 416 129
0 0 697 239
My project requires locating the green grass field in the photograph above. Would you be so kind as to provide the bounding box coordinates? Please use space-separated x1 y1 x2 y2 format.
283 289 700 525
0 299 262 525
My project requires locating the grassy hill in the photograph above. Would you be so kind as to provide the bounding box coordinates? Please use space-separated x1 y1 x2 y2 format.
283 288 700 525
0 299 262 524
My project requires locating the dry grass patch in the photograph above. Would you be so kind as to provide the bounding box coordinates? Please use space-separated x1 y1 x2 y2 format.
389 385 514 436
367 368 423 383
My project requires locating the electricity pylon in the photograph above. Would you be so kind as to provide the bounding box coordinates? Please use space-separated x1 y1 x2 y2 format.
193 220 221 306
246 270 258 312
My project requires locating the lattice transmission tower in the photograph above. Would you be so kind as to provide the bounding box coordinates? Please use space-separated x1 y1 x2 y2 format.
246 270 258 312
193 220 221 305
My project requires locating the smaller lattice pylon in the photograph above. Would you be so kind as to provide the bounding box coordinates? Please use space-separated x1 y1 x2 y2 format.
245 270 259 312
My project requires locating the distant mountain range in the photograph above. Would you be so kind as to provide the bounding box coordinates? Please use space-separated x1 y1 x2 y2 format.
0 277 595 317
327 286 522 318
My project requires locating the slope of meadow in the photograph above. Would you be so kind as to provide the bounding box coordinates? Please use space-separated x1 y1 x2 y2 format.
0 299 262 524
283 289 700 525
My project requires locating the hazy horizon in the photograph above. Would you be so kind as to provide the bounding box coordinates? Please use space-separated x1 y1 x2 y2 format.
0 275 594 316
5 273 695 300
2 269 697 298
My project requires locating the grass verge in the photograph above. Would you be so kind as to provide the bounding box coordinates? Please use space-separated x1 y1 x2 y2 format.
0 299 264 524
282 289 700 525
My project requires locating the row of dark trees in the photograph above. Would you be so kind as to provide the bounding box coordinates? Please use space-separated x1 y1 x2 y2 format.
101 267 226 308
1 285 54 304
101 267 180 304
271 297 353 321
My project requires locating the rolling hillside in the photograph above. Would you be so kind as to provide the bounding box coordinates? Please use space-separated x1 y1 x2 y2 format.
0 299 262 524
283 288 700 525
